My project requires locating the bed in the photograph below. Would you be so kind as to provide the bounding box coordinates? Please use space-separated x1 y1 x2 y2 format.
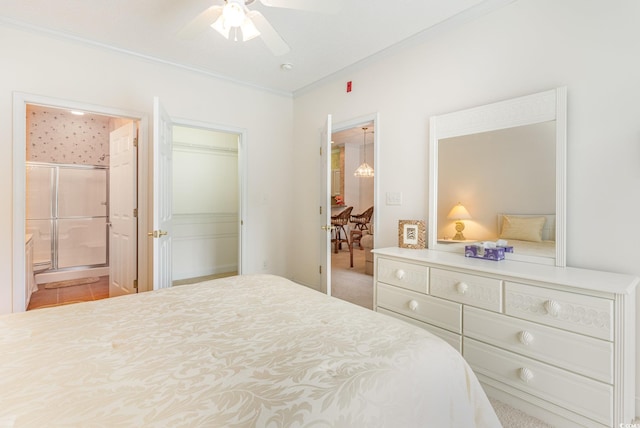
0 274 500 427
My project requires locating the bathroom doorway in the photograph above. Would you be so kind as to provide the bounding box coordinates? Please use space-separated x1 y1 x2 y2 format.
24 103 140 309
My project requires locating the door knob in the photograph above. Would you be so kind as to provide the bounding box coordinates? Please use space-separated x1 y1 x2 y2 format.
321 225 336 231
147 230 168 238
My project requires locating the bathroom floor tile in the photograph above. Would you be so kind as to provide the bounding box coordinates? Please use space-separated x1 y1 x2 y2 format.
27 275 111 310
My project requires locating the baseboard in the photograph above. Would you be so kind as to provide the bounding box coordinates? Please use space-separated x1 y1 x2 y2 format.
35 267 109 284
172 264 238 282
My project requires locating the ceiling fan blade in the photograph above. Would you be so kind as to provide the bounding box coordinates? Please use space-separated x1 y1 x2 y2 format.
177 5 223 39
247 11 290 56
258 0 341 14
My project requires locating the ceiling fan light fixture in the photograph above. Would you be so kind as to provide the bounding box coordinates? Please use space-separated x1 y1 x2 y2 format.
241 18 260 41
222 0 246 28
211 16 231 39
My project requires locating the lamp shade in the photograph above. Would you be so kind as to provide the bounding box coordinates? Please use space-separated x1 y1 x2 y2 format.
447 203 471 220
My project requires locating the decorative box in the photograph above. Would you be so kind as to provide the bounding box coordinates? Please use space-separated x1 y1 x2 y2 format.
498 245 514 253
465 245 505 261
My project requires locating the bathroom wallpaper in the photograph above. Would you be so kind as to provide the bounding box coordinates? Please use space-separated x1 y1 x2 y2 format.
26 104 111 166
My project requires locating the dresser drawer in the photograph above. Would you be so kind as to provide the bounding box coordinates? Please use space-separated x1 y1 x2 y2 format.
465 338 612 426
376 283 461 333
378 307 462 352
504 282 613 341
430 268 502 312
464 306 613 383
377 257 429 293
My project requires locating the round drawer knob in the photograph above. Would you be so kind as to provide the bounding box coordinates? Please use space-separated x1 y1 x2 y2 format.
408 300 418 311
395 269 406 280
519 367 534 383
544 299 561 316
518 330 534 346
456 282 469 295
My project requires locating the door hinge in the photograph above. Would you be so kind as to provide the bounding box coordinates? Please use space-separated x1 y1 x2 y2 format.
133 279 138 289
319 265 322 274
133 208 138 218
133 137 138 148
320 146 322 156
320 206 322 215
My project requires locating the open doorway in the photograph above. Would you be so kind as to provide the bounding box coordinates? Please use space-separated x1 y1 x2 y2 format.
23 104 140 309
329 120 376 309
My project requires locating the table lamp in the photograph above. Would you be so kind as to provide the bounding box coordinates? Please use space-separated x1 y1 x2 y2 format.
447 202 471 241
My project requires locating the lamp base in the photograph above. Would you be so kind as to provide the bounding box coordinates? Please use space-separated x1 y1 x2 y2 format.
453 221 466 241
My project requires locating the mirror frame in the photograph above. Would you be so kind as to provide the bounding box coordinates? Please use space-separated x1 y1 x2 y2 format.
428 87 567 267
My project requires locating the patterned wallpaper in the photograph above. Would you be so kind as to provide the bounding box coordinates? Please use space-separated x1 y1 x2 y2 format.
26 105 111 166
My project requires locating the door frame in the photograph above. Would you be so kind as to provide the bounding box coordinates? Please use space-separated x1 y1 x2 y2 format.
323 112 379 295
12 92 149 312
171 116 248 276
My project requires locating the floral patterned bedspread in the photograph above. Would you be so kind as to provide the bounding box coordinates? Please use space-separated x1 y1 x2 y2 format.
0 274 500 427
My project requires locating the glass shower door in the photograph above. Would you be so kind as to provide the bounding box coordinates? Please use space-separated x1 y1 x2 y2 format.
26 163 109 272
57 167 108 269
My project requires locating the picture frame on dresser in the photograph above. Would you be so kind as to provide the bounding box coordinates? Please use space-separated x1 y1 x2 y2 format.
398 220 426 249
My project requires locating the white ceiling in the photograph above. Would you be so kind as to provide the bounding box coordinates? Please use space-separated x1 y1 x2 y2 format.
0 0 514 94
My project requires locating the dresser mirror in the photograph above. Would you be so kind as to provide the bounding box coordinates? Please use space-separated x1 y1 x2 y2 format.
428 87 567 266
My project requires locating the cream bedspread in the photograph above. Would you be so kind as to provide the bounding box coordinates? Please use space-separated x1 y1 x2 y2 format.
0 274 500 427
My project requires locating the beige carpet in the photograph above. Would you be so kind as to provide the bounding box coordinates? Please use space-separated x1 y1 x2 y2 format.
330 245 373 309
490 398 554 427
44 277 100 289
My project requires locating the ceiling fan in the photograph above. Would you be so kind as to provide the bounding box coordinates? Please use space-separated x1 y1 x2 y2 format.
178 0 340 56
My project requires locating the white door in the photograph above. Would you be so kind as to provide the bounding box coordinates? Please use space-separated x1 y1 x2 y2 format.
152 97 173 289
109 122 138 297
320 114 332 294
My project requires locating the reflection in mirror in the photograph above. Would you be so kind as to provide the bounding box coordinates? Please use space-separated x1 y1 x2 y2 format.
428 88 567 266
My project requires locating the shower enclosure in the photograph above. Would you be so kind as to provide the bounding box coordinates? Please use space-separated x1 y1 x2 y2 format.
26 162 109 281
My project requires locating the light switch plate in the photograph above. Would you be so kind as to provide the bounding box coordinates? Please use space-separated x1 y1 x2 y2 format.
386 192 402 205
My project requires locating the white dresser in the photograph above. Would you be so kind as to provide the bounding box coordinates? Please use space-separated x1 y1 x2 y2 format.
373 247 637 427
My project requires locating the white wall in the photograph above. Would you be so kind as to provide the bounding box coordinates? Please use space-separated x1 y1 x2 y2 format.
0 24 294 313
291 0 640 410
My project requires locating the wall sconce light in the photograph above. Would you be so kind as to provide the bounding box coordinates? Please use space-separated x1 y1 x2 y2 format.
447 202 471 241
